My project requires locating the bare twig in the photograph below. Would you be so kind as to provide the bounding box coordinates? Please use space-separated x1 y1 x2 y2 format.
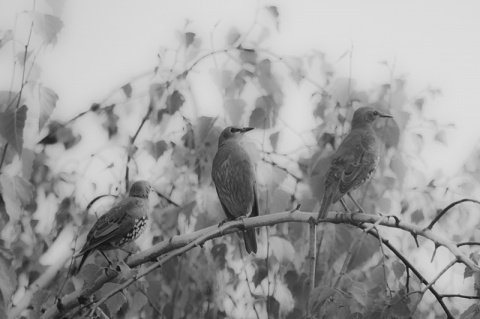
0 143 8 173
427 199 480 230
305 221 317 317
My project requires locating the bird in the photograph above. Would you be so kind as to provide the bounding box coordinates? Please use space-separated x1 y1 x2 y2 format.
74 180 153 275
317 107 393 221
212 126 258 254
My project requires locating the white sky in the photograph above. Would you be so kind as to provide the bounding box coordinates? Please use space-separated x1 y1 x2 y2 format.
1 0 480 176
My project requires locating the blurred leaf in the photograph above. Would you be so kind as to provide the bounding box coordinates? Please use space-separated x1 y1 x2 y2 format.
252 259 267 287
149 82 167 113
239 48 257 65
0 91 22 112
270 131 280 151
37 85 58 130
249 107 267 129
390 154 407 185
434 130 447 145
185 32 196 48
0 104 27 155
392 260 405 280
160 90 184 120
348 233 378 271
414 98 424 111
350 280 368 307
130 291 148 314
22 148 35 180
224 98 245 126
211 243 227 269
313 93 329 119
411 209 424 224
0 256 16 309
375 118 400 149
390 291 411 317
102 104 119 138
227 27 241 46
98 282 127 317
331 78 354 107
0 175 23 221
78 263 104 287
145 140 168 160
122 83 132 98
271 189 290 213
29 12 63 44
0 30 13 50
370 265 387 287
15 50 32 66
377 197 391 213
460 304 480 319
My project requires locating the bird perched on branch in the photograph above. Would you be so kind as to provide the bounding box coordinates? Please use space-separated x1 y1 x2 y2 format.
74 180 153 275
212 126 258 254
317 107 393 221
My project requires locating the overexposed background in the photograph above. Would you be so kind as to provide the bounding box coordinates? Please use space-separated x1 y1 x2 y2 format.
1 0 479 177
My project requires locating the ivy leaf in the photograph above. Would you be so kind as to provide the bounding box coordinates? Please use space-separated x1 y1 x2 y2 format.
144 140 168 160
98 283 127 317
29 12 63 45
224 98 245 126
37 85 58 130
0 104 27 155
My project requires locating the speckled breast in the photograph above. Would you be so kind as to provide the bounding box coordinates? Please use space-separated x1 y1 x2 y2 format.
117 215 149 246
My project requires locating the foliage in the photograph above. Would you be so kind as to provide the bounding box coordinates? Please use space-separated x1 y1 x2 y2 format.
0 2 479 319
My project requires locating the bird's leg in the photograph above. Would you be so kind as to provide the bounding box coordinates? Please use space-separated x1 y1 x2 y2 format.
340 198 353 214
347 193 364 214
99 251 113 267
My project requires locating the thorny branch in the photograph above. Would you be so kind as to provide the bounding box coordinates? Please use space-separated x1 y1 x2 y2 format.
39 210 478 319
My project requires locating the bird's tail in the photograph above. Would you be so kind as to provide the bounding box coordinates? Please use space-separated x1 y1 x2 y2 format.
318 189 334 221
73 250 92 276
243 229 257 254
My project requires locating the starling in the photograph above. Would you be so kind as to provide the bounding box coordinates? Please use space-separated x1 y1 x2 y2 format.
317 107 392 221
212 126 258 254
74 180 153 275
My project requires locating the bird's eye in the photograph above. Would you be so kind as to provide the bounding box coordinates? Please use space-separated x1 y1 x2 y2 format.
372 111 379 116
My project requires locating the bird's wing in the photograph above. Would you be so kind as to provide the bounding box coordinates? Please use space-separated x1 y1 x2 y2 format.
250 183 259 218
329 132 378 198
78 200 134 254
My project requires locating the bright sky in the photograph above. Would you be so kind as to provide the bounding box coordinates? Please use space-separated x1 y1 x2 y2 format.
1 0 480 176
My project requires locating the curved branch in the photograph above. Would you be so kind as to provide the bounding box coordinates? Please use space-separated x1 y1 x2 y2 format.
39 210 478 319
427 199 480 230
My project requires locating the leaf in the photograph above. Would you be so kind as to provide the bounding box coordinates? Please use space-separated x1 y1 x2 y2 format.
249 107 267 129
269 131 279 151
15 50 33 66
0 91 21 112
392 260 405 280
460 304 480 319
158 90 184 121
77 263 104 287
122 83 132 98
434 130 447 145
411 209 424 224
224 98 245 126
0 104 27 155
239 48 257 65
38 85 58 130
184 32 195 48
102 105 119 138
265 6 280 29
0 30 13 50
98 283 127 317
0 175 23 221
131 291 148 314
227 27 241 46
0 256 17 309
29 12 63 44
145 140 168 160
414 98 424 111
21 148 35 179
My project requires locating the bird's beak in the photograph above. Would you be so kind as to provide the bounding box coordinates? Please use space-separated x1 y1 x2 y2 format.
240 127 254 133
378 112 393 119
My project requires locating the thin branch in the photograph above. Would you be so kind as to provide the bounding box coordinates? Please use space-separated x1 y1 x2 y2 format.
0 143 8 173
305 221 317 317
362 226 453 319
458 241 480 247
427 198 480 230
441 294 480 300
